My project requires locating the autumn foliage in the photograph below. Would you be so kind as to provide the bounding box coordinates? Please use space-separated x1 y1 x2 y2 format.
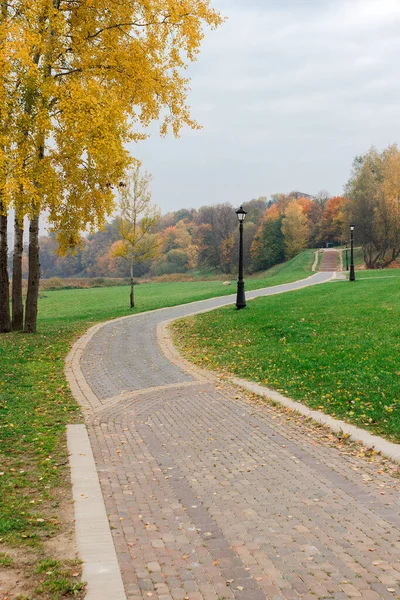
33 194 349 280
345 144 400 268
0 0 223 332
111 164 160 307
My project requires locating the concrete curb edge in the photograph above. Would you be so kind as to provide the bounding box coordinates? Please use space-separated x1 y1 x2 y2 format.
67 424 126 599
63 269 346 598
158 314 400 467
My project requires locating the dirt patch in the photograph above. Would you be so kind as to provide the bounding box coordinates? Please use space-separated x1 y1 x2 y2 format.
44 497 77 561
0 557 30 598
387 260 400 269
0 494 84 600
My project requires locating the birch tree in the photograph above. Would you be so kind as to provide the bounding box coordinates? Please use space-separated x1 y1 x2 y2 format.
111 165 160 308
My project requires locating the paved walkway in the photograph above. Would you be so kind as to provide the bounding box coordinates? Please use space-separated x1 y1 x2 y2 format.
74 273 400 600
320 251 339 272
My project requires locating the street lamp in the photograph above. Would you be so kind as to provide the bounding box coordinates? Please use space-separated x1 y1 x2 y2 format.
349 225 355 281
345 240 349 271
235 205 247 309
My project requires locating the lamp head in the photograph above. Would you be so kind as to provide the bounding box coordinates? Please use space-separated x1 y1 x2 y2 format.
350 224 355 231
235 205 247 222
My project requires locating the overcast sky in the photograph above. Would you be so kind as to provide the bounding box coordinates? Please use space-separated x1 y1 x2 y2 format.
131 0 400 214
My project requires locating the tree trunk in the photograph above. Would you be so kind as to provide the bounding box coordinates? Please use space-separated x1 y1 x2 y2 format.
0 202 11 333
130 262 134 308
24 215 40 333
12 217 24 330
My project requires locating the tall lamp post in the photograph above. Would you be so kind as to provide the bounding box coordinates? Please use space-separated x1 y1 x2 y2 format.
349 225 355 281
345 240 349 271
235 205 247 309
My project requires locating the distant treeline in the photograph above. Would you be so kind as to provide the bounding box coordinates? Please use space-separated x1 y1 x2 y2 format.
8 192 349 279
12 142 400 282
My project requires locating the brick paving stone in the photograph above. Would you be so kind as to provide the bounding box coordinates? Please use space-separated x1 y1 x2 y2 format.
320 250 339 271
76 272 400 599
80 272 332 402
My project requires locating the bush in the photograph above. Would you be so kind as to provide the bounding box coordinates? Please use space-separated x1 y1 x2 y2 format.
151 262 186 276
41 277 65 290
40 277 131 291
166 249 189 268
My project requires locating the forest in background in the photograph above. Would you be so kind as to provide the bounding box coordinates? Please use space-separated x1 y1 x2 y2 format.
8 143 400 284
7 191 347 281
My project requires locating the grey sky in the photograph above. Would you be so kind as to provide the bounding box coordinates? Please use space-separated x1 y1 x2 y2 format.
131 0 400 214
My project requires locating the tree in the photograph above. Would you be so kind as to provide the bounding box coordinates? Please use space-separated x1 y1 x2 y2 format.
0 206 10 332
250 214 285 271
281 201 310 259
0 0 13 333
242 198 268 225
313 190 330 207
111 165 160 307
0 0 223 333
269 193 292 215
12 216 24 330
345 145 400 268
220 233 236 273
319 196 347 246
195 203 237 271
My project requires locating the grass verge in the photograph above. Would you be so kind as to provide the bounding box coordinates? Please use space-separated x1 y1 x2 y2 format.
172 270 400 442
0 251 316 597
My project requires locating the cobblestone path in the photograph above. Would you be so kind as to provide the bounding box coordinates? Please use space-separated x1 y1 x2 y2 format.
79 273 400 600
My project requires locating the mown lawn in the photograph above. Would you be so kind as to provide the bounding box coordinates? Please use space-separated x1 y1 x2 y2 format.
0 249 316 585
342 246 364 269
172 271 400 442
37 247 317 324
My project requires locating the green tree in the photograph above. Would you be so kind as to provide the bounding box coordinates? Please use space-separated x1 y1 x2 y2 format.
250 215 285 271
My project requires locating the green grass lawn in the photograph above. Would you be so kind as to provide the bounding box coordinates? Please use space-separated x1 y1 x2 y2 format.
342 246 364 270
172 270 400 442
0 250 316 553
37 248 317 324
353 246 365 268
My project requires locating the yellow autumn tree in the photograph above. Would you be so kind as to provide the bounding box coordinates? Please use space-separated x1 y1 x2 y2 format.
0 0 11 332
345 144 400 267
111 164 160 307
379 145 400 263
0 0 223 332
281 200 310 259
0 0 28 332
220 233 235 273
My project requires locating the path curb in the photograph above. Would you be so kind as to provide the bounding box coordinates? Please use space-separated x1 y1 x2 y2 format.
311 249 320 271
231 379 400 464
158 316 400 466
67 424 126 600
64 269 355 598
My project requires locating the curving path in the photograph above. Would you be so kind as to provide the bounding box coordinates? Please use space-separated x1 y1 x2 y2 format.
68 272 400 600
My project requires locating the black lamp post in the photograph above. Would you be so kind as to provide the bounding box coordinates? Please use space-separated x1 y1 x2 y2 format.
349 225 355 281
345 240 349 271
235 205 247 309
